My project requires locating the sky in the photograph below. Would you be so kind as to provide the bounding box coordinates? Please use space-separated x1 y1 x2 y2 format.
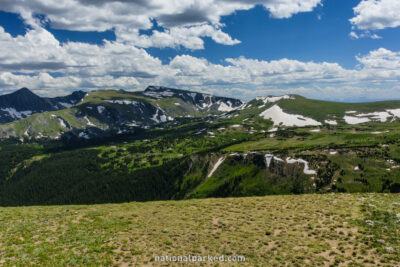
0 0 399 101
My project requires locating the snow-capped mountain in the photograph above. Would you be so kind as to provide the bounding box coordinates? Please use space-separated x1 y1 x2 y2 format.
0 88 86 123
1 86 400 141
141 86 244 112
0 86 245 140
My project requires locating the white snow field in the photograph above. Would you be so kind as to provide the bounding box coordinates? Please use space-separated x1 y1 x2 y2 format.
260 105 321 127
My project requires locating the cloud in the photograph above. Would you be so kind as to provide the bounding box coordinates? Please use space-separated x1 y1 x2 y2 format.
356 48 400 70
349 31 382 40
0 0 322 50
163 49 400 100
117 24 240 50
0 13 400 101
350 0 400 30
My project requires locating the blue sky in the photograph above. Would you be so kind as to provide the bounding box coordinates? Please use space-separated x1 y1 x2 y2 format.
0 0 399 101
143 0 400 68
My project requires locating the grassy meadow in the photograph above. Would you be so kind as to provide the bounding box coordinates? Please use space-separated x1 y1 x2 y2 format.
0 193 399 266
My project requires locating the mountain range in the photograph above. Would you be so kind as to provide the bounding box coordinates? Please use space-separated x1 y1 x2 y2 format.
0 86 244 140
1 86 400 141
0 86 400 206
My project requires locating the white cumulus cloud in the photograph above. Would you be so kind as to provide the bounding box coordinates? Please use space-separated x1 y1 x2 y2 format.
0 0 322 49
350 0 400 30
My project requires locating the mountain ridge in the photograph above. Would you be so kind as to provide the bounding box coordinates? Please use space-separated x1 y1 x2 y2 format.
1 86 400 141
0 88 86 123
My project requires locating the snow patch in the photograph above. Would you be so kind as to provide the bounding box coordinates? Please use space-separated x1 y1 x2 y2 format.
151 108 168 123
105 99 138 105
84 116 96 127
190 92 198 101
260 105 321 127
265 154 273 167
1 108 32 120
58 119 67 128
356 111 392 122
256 95 293 104
387 108 400 117
217 101 236 112
78 132 90 139
343 116 370 125
97 106 105 113
207 157 225 178
143 90 175 99
59 102 72 108
286 157 317 175
325 120 338 125
343 109 400 124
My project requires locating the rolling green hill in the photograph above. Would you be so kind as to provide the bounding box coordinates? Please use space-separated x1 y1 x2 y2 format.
278 95 400 123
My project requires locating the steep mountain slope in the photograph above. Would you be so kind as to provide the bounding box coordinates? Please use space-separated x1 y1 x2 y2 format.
0 88 86 123
44 90 87 109
0 86 244 140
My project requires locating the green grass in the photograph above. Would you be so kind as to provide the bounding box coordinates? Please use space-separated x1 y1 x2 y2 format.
279 95 400 122
225 124 400 152
0 193 398 266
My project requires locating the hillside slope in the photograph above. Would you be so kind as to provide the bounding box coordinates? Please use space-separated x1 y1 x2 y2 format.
1 89 400 206
1 115 400 206
235 95 400 128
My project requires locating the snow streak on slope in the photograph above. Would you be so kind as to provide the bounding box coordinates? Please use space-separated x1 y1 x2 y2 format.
1 108 32 120
207 157 225 178
260 105 321 127
286 157 317 175
217 101 236 112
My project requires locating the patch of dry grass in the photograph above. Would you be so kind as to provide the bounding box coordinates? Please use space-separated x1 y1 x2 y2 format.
0 193 399 266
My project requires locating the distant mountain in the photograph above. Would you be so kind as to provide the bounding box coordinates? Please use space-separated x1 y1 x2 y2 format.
1 85 400 141
0 88 86 123
140 86 243 112
0 86 245 140
44 90 87 110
